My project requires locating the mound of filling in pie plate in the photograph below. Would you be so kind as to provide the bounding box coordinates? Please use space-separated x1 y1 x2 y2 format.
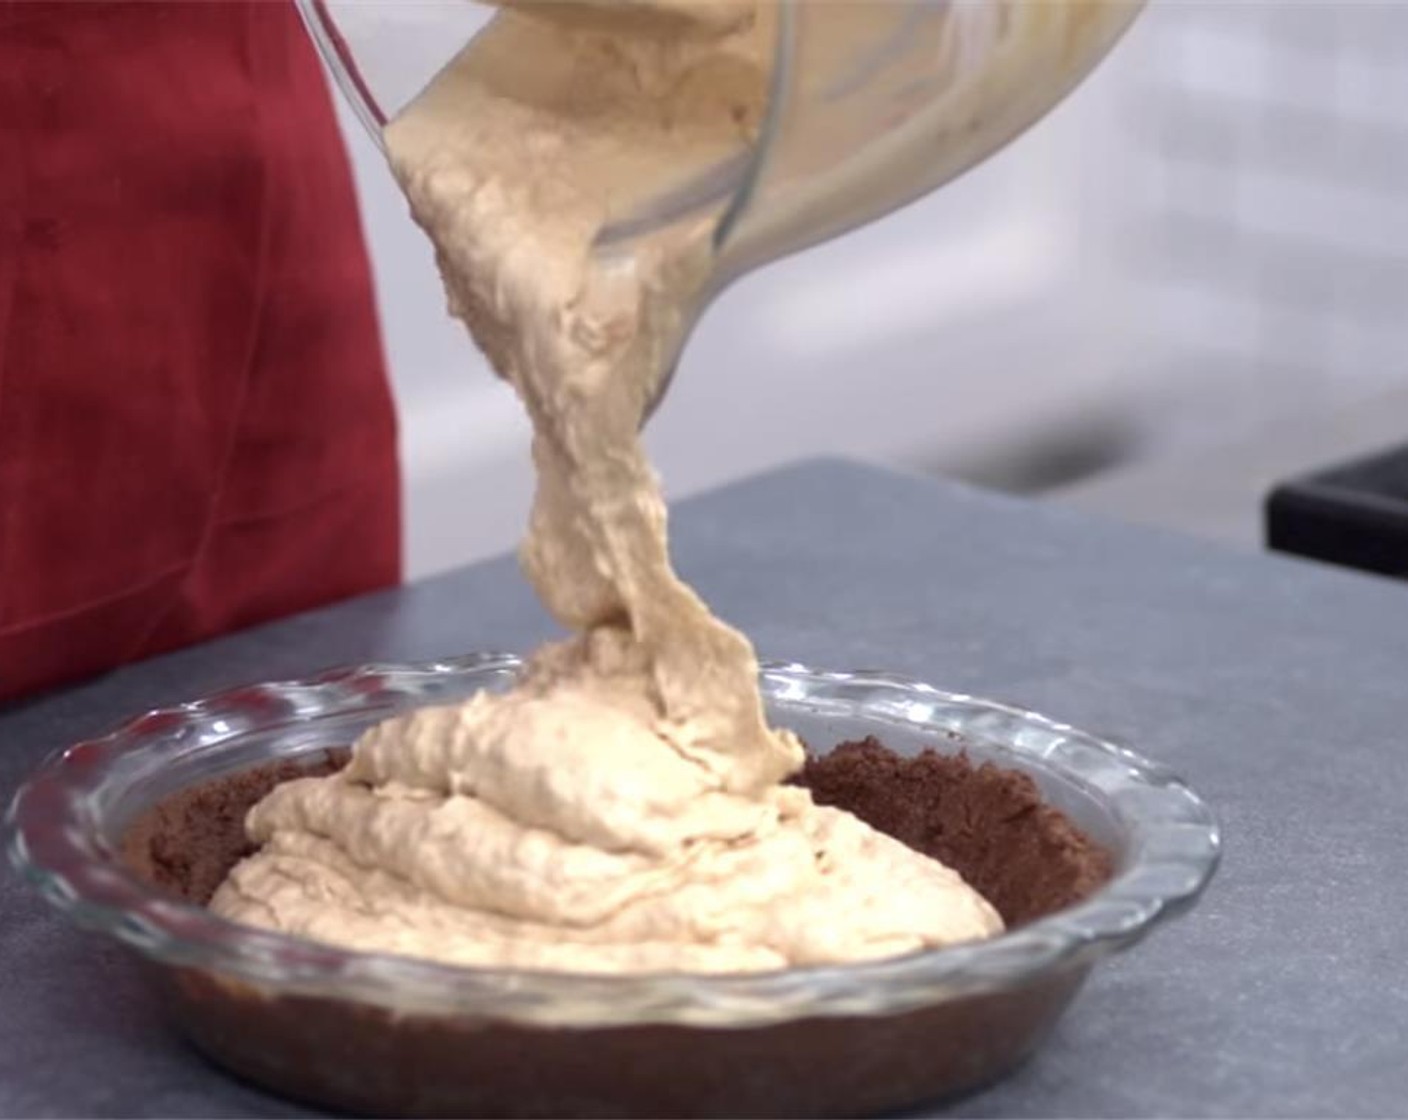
206 0 1110 974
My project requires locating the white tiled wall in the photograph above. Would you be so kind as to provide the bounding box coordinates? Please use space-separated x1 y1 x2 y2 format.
1116 0 1408 450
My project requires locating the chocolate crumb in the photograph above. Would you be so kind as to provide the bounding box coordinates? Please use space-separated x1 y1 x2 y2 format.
121 750 347 906
795 737 1111 927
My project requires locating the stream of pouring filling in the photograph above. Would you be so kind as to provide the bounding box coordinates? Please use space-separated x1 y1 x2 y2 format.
210 2 1003 973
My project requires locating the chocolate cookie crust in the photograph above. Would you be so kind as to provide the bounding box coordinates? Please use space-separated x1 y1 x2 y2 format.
124 738 1110 928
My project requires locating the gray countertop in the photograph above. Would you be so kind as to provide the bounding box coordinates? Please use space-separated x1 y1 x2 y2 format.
3 458 1407 1118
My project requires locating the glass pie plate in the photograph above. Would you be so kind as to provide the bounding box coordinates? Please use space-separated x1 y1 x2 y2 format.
7 656 1218 1118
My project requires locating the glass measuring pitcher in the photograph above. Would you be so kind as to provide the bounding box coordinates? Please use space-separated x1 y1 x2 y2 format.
297 0 1143 408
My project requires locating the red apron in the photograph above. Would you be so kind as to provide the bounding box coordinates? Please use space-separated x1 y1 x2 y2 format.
0 1 401 703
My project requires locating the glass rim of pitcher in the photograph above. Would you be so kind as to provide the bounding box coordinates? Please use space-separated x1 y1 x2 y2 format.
293 0 788 250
